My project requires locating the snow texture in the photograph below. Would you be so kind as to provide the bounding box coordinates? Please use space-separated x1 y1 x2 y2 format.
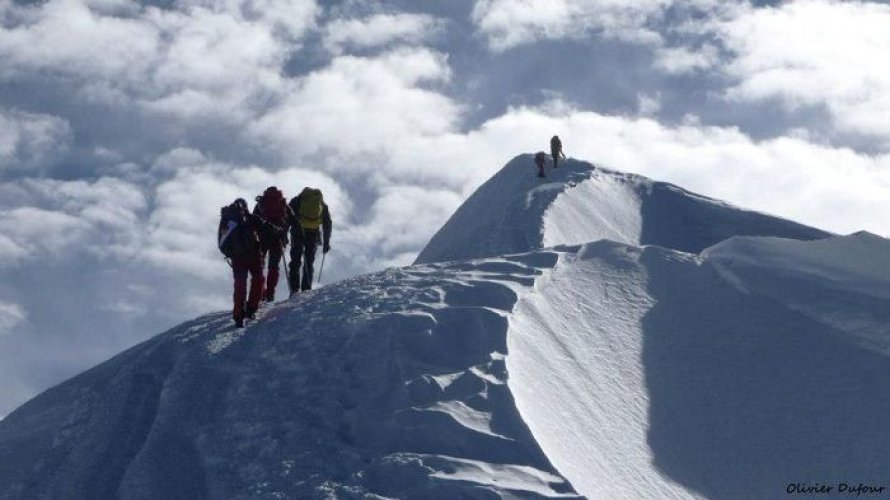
0 254 579 499
2 154 887 500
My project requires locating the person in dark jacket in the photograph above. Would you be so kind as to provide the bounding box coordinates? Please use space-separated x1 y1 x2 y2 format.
534 151 547 177
287 187 332 294
218 198 280 327
252 186 292 302
550 135 566 168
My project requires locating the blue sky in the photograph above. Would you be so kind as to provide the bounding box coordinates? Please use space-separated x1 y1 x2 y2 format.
2 0 890 416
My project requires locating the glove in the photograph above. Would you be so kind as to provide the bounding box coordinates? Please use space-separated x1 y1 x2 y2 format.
323 242 331 254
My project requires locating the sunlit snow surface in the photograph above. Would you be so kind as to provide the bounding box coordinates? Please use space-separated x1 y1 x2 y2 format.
509 234 890 499
3 155 889 499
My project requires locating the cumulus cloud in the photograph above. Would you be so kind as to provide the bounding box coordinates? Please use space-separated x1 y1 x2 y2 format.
338 185 463 271
247 47 459 174
0 0 315 125
0 235 26 265
0 177 146 259
0 301 26 336
0 109 72 174
0 0 161 83
653 44 719 74
471 0 669 51
702 0 890 142
177 0 319 40
323 13 444 54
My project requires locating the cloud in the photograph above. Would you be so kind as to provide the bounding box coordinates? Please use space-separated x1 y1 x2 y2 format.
708 0 890 142
0 0 316 125
176 0 320 40
338 185 463 271
0 301 26 336
323 13 444 54
0 235 26 266
247 47 459 173
0 207 92 256
0 177 146 260
0 109 72 174
653 44 719 74
471 0 669 51
0 0 161 83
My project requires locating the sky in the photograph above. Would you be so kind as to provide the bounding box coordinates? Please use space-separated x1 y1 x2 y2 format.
2 0 890 417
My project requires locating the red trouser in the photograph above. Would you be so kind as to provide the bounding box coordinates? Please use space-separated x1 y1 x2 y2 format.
232 250 265 321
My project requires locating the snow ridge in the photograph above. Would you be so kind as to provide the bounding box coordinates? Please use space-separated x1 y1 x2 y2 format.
0 252 580 499
416 154 829 264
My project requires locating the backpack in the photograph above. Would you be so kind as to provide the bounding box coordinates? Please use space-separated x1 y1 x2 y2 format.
218 201 256 258
298 188 323 230
258 186 286 223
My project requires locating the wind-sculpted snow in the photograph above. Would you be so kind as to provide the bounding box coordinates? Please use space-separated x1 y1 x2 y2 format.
507 236 890 499
0 252 579 499
415 154 829 264
705 231 890 355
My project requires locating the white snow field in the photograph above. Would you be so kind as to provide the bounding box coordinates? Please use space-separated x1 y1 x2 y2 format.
3 154 890 500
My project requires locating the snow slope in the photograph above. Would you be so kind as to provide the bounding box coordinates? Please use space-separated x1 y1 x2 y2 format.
508 233 890 499
3 154 886 500
0 253 579 499
415 154 829 264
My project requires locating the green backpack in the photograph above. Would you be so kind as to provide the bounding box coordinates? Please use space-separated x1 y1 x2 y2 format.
298 188 323 229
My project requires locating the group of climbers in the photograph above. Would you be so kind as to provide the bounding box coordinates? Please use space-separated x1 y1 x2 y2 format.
535 135 566 177
217 135 563 328
218 186 332 327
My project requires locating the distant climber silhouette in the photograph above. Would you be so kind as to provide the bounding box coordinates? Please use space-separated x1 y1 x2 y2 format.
534 152 547 178
550 135 566 168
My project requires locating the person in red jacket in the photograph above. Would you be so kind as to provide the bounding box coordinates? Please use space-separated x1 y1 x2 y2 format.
218 198 280 327
252 186 291 302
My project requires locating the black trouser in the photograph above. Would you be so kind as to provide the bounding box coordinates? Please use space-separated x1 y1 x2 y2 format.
289 228 319 291
262 243 283 299
551 148 560 168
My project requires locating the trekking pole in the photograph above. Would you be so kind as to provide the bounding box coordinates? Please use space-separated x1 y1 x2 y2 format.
318 251 326 285
282 249 292 296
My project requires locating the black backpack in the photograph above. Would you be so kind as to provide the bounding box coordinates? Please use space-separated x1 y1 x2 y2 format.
218 201 256 258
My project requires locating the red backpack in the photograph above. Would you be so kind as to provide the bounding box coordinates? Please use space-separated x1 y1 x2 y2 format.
258 186 286 223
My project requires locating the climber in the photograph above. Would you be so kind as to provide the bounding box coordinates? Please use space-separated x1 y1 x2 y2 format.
253 186 291 301
550 135 566 168
288 187 332 294
218 198 281 327
534 152 547 177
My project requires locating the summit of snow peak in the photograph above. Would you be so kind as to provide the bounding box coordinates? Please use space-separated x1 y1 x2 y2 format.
415 154 830 264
